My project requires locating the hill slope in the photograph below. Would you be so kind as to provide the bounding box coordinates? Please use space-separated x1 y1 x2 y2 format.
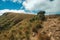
0 12 60 40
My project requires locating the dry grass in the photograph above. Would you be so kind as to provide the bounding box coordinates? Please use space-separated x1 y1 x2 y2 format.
0 12 60 40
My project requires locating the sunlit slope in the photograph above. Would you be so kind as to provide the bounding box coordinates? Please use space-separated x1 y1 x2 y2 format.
0 12 60 40
0 12 34 30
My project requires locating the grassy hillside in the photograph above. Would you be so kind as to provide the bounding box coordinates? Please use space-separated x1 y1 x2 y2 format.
0 12 34 30
0 12 60 40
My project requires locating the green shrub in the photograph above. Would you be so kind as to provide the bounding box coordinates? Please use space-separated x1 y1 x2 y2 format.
9 34 15 40
3 13 8 16
37 11 46 21
25 30 30 40
32 27 38 33
14 19 22 25
30 11 46 22
36 24 43 29
30 16 38 22
30 17 35 22
32 24 43 34
19 26 23 30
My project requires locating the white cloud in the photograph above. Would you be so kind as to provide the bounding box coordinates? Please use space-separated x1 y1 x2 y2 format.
0 9 35 15
23 0 60 14
45 0 60 14
0 9 26 15
2 0 22 3
23 0 47 10
12 0 17 2
1 0 60 15
12 0 22 3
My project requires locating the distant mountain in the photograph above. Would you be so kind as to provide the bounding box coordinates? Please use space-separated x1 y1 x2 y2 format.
0 12 60 40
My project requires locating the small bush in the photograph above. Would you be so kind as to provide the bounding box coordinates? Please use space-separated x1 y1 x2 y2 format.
37 11 46 21
30 11 46 22
3 13 8 16
32 24 43 34
36 24 43 29
30 17 35 22
4 34 7 37
30 16 38 22
25 30 30 40
19 26 23 30
9 34 15 40
0 27 4 30
14 19 22 25
32 28 38 33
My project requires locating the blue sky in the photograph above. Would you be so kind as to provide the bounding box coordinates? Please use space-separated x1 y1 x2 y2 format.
0 0 24 10
0 0 60 15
